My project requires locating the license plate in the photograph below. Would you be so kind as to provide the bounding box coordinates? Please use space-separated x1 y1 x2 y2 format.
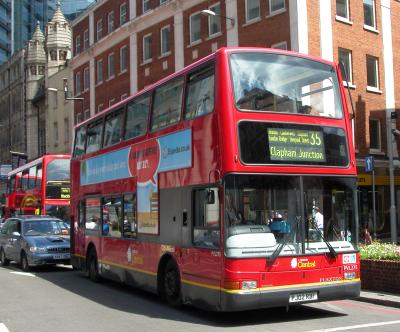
289 292 318 303
53 253 70 260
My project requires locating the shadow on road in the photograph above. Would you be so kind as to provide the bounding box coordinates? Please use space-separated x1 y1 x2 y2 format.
5 263 347 327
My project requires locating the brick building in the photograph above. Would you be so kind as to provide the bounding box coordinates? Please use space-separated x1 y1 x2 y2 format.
70 0 400 240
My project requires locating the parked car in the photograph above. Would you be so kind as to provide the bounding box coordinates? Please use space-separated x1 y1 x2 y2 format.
0 218 6 229
0 216 70 271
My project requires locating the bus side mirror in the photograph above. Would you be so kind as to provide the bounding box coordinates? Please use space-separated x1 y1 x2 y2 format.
207 190 215 205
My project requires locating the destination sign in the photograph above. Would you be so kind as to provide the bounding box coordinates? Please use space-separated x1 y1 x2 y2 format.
267 128 326 162
46 185 71 199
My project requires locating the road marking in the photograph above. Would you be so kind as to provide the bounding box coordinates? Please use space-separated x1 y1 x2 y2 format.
306 320 400 332
0 323 10 332
10 271 36 277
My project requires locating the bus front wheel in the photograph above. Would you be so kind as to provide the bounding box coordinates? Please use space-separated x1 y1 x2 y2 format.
87 250 100 282
163 260 182 308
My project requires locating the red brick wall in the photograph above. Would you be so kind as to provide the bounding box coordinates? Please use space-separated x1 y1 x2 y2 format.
137 17 175 90
73 62 90 117
94 0 129 42
361 260 400 294
307 0 320 56
73 17 89 56
332 0 386 155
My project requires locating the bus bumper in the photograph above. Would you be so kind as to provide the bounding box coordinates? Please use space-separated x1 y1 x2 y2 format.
219 281 361 312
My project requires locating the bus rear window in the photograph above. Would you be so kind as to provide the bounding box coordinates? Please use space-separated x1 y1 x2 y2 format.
230 52 343 119
47 159 70 182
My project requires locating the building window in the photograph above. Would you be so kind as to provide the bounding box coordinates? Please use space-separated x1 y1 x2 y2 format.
108 53 115 79
97 104 103 113
84 109 90 120
246 0 260 22
97 19 103 40
64 118 69 142
120 46 128 72
143 34 152 62
160 26 170 56
208 3 221 36
271 41 287 50
59 50 67 60
363 0 376 29
75 35 81 55
160 0 168 4
366 55 379 89
76 112 82 124
97 59 103 83
75 72 81 94
83 29 89 50
369 118 381 151
339 48 353 84
50 50 57 60
120 3 127 25
54 122 59 141
84 67 90 91
269 0 285 15
143 0 151 13
336 0 350 20
190 13 201 44
108 11 114 33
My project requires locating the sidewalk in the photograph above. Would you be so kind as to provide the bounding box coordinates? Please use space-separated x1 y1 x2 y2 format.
356 290 400 308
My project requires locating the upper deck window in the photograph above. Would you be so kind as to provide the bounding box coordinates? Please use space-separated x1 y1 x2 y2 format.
73 126 86 158
230 52 343 119
125 94 150 139
103 108 123 148
151 77 184 131
86 119 104 154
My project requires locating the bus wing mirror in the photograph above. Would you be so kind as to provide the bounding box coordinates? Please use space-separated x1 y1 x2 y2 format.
207 190 215 205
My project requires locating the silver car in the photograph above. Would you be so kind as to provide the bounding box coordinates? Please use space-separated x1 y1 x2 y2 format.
0 216 70 271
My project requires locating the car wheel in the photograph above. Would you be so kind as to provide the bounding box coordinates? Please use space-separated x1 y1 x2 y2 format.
163 260 182 308
0 248 10 266
21 252 30 272
88 250 100 282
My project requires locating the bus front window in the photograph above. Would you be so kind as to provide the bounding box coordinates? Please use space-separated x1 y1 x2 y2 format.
230 52 343 119
224 175 357 259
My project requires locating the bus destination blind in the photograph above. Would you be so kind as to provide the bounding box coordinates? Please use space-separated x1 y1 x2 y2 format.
267 128 326 162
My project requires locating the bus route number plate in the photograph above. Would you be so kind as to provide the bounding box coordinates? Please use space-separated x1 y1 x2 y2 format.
289 292 318 303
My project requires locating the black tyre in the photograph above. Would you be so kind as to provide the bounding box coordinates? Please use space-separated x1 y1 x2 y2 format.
163 260 182 308
88 250 100 282
21 252 30 272
0 248 10 267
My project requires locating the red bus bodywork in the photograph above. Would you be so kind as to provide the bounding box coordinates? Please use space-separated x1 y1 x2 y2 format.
71 48 360 311
5 155 70 219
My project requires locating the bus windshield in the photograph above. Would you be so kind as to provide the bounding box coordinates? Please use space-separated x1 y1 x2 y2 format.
46 159 70 182
230 52 343 118
224 175 357 258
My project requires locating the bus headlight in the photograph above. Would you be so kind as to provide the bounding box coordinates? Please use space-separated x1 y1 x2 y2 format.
30 246 47 253
241 280 257 290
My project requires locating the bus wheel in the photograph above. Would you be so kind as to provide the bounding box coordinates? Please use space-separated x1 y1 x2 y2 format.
88 250 100 282
0 248 10 266
163 260 182 308
20 252 30 272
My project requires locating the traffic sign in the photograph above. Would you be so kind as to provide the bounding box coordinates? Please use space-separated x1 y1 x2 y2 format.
365 156 374 172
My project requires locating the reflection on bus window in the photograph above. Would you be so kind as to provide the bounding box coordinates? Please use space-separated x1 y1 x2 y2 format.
151 77 184 130
86 120 103 154
102 196 122 237
47 159 70 182
185 65 214 119
123 193 137 238
125 95 150 140
74 126 86 157
103 108 123 148
85 198 101 230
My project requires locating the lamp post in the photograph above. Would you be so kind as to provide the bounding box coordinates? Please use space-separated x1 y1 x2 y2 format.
388 111 399 243
200 9 235 27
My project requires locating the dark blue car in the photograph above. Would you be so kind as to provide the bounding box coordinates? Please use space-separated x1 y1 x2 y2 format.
0 216 70 271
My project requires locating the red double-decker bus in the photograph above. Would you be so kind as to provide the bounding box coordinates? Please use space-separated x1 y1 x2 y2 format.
5 155 71 220
71 47 360 311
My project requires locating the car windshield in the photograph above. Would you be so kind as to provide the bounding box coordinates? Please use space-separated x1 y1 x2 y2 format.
23 220 62 236
229 52 343 118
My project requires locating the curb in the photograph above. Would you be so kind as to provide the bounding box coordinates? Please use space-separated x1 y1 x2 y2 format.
355 294 400 309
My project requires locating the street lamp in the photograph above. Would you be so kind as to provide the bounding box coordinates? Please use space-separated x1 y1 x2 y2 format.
388 111 399 243
200 9 235 27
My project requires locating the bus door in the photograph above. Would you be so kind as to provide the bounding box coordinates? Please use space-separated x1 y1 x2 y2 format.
180 187 222 293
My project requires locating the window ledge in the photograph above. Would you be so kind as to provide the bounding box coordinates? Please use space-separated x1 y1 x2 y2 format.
141 59 153 65
366 86 382 94
206 32 223 41
158 51 171 59
267 8 286 19
343 81 356 89
335 16 353 25
96 80 103 87
119 69 128 76
242 17 262 28
187 40 202 48
364 25 379 34
106 75 115 82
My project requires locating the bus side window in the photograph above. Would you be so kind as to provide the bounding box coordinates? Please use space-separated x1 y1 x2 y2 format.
21 170 29 191
74 126 87 157
28 165 37 189
151 77 184 131
86 119 104 154
185 65 215 120
85 197 101 230
125 94 150 140
36 164 42 188
193 187 220 248
103 108 124 148
123 193 137 238
9 175 16 194
78 200 85 228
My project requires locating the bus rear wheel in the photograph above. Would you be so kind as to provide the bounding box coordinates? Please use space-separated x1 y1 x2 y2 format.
88 250 100 282
163 260 182 308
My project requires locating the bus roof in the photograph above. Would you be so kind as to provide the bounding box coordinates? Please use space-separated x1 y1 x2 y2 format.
8 154 70 177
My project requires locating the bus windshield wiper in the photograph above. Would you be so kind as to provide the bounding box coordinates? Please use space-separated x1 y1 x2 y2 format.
309 220 337 258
